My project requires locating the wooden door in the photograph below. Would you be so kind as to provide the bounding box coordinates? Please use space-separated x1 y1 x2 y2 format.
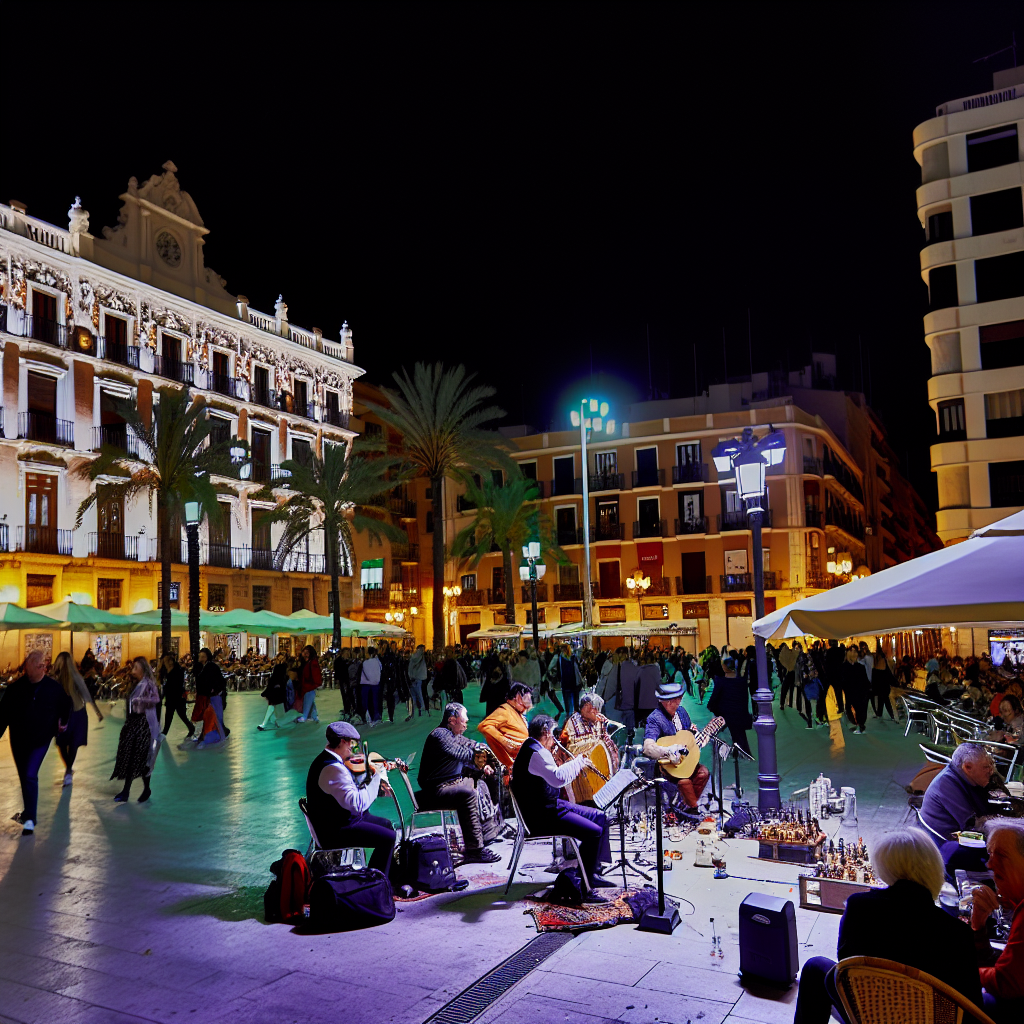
598 560 621 598
25 473 57 553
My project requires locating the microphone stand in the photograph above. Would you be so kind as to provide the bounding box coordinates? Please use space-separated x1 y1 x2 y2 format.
637 777 681 935
706 736 755 831
606 779 652 888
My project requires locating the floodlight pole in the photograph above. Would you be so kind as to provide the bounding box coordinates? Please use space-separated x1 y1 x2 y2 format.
580 404 594 646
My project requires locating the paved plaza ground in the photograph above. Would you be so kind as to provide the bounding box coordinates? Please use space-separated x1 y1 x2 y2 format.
0 683 926 1024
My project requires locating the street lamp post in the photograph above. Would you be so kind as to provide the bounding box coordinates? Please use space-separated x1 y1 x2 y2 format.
570 399 614 643
442 584 461 647
518 540 547 651
711 426 786 812
625 568 651 622
184 501 202 663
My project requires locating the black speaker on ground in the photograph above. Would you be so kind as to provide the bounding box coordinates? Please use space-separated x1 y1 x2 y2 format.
738 892 798 987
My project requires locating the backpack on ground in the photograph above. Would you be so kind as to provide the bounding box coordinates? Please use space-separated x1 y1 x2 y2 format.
391 834 456 892
549 867 585 906
264 849 312 923
308 866 395 931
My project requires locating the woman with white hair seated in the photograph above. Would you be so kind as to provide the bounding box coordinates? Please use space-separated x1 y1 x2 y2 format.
793 828 982 1023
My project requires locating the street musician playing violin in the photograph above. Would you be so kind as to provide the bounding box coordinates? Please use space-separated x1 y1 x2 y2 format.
557 693 620 805
305 721 397 875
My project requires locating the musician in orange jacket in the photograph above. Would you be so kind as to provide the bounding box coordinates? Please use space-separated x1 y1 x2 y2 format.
642 681 711 818
477 683 532 771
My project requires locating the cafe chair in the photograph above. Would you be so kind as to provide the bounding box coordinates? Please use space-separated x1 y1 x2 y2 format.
918 743 951 766
913 805 948 845
297 797 367 875
503 790 589 895
899 694 935 738
833 956 997 1024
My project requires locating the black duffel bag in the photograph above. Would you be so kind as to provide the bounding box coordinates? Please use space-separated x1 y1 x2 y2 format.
307 866 396 931
391 834 457 892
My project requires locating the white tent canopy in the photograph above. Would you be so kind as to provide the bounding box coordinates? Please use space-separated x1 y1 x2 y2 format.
466 624 524 640
752 510 1024 641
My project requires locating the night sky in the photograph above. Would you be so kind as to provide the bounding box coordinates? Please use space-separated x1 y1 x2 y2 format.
5 4 1023 510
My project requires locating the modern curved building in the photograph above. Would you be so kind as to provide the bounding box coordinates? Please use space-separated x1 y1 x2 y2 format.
914 65 1024 544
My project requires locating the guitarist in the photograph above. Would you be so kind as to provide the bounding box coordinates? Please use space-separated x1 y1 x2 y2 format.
642 681 711 819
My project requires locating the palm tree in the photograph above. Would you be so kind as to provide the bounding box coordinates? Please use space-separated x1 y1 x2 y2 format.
368 363 511 649
259 438 405 650
450 472 561 628
75 386 237 655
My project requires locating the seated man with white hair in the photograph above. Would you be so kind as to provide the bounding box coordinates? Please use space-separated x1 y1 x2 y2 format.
793 828 982 1024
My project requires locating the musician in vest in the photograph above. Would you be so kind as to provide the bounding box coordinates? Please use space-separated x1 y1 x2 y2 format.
512 715 615 897
305 721 397 874
643 681 714 818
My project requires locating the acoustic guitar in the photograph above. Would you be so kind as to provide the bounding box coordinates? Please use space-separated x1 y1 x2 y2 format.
657 716 727 779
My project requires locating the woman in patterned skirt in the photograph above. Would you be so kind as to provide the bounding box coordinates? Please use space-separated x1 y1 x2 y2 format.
111 657 161 803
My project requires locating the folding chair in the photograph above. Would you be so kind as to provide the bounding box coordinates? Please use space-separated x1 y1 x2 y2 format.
297 797 366 873
503 789 589 895
898 694 933 738
394 768 461 865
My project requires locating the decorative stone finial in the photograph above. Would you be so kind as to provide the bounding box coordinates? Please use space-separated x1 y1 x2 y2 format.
68 197 90 251
274 294 289 321
162 160 179 175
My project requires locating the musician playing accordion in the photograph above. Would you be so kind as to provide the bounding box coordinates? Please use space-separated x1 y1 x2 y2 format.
642 681 710 819
557 693 620 806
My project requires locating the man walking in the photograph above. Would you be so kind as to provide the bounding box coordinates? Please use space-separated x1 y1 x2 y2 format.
0 650 72 835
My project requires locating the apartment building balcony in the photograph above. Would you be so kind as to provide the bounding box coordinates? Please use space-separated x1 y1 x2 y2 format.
323 407 350 429
249 548 276 571
250 459 272 485
91 424 144 457
718 509 773 531
456 588 488 606
390 540 420 562
825 506 865 541
589 472 625 492
550 477 583 497
675 574 713 596
803 456 823 476
674 516 708 535
157 538 188 564
18 412 74 446
592 521 625 541
553 583 583 601
646 576 672 597
18 526 73 556
97 336 141 369
270 464 292 483
0 523 8 553
362 587 390 608
206 542 234 568
89 532 141 560
153 356 195 385
208 372 239 399
488 589 508 606
22 315 67 349
521 583 549 603
251 385 279 411
557 526 584 546
823 451 864 503
720 571 779 593
805 508 823 528
283 551 327 574
672 463 708 485
805 572 837 589
633 518 667 538
386 491 417 518
632 467 665 488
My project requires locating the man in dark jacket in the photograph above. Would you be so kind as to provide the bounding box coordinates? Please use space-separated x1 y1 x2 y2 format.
839 645 870 734
823 640 845 713
707 656 752 755
0 650 72 835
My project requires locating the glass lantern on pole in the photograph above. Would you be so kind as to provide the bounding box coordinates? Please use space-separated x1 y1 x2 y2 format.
710 426 786 811
184 500 202 663
519 539 546 652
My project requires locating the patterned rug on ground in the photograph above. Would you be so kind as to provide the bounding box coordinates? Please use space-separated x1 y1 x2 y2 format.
523 886 675 933
394 871 509 903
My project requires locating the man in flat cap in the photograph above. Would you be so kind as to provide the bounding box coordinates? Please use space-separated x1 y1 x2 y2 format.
305 721 396 874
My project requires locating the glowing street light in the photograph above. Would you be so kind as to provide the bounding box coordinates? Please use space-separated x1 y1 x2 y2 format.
518 538 547 651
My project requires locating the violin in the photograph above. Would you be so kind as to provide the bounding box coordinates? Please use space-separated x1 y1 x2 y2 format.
343 750 410 780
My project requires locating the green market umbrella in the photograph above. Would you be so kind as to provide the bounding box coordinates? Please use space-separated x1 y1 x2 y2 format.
126 609 190 630
31 600 152 633
0 603 68 632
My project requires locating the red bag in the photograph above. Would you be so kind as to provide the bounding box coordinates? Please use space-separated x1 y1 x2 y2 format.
265 849 312 923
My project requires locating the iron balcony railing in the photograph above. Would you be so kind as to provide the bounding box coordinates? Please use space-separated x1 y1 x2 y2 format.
675 574 713 596
390 540 420 562
24 315 68 349
208 372 239 399
550 476 583 496
556 527 584 546
592 521 625 541
805 508 823 528
646 576 672 596
249 548 276 571
672 462 708 484
89 532 140 560
720 571 780 593
632 518 666 539
553 583 583 601
455 589 487 606
718 508 773 531
0 523 8 552
270 464 292 483
97 336 141 369
588 472 624 492
489 589 507 606
91 424 145 457
387 491 417 518
153 356 194 385
521 583 549 603
283 551 327 574
18 411 74 446
803 456 823 476
251 385 279 410
362 587 390 608
825 505 865 540
632 467 665 488
805 572 838 589
823 450 864 502
323 407 350 428
18 526 73 556
674 516 708 535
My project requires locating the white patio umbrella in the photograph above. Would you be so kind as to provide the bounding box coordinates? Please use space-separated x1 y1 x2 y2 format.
752 510 1024 640
465 624 524 640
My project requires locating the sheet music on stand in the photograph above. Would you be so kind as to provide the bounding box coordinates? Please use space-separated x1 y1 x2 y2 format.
593 767 646 810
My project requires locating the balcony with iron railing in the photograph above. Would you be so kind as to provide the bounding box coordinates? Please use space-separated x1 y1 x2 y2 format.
387 491 417 518
0 523 8 552
588 472 625 492
672 462 708 485
675 574 713 596
249 548 276 571
89 532 141 560
720 570 779 593
283 551 327 574
18 526 73 556
206 542 234 568
91 423 145 457
805 572 838 589
362 587 391 608
271 464 292 483
825 504 865 541
592 521 625 541
646 576 672 596
556 526 584 546
632 467 665 488
805 508 823 528
718 508 773 531
521 583 549 603
153 356 194 385
323 406 350 429
20 315 68 349
488 589 508 606
633 518 667 538
803 455 823 476
823 450 864 503
550 476 583 496
97 335 141 369
18 411 74 446
455 588 488 606
553 583 583 601
208 372 239 399
674 516 708 535
390 539 420 562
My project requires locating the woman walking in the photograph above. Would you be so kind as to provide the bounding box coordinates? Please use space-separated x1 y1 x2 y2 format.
258 653 289 730
407 644 430 718
111 656 161 803
158 652 193 740
52 652 104 786
296 644 322 723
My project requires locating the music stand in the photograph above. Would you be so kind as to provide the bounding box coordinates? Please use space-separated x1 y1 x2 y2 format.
705 735 755 830
606 778 652 888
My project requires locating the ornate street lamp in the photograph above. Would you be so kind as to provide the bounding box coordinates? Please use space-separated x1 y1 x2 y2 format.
442 584 462 647
711 425 786 811
518 539 547 651
625 568 651 620
184 500 202 663
569 399 614 641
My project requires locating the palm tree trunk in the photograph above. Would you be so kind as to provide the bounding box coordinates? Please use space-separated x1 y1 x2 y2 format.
502 544 515 625
327 521 341 651
158 494 172 655
431 474 445 650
